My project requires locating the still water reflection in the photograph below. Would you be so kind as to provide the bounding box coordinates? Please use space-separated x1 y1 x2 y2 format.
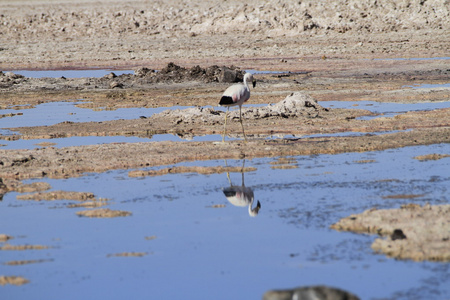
222 160 261 217
1 144 449 300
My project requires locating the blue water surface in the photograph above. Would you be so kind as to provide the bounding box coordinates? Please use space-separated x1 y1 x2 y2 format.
1 144 449 300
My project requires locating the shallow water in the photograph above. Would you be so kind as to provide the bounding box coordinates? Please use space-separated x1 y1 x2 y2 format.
0 101 192 129
0 130 409 150
11 69 294 78
374 57 450 61
2 100 449 149
322 100 450 120
0 101 254 148
11 69 134 78
2 66 449 298
1 144 449 299
404 83 450 89
0 102 264 129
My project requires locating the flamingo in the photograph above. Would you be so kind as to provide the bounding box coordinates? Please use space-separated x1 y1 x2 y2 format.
223 183 260 217
222 160 261 217
219 72 256 142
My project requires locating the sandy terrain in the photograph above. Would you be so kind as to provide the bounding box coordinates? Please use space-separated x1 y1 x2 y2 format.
0 0 449 70
0 0 449 263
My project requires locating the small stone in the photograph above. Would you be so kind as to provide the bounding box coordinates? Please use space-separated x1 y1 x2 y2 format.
219 67 239 83
391 229 407 240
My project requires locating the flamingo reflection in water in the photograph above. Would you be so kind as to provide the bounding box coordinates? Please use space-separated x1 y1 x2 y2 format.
222 160 261 217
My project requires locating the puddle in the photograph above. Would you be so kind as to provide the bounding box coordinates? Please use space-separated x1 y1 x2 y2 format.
10 69 134 78
0 101 192 128
245 69 309 75
0 101 263 130
0 101 254 148
322 100 450 120
0 102 273 148
373 57 450 61
245 69 286 75
0 130 411 150
289 129 411 139
1 144 449 299
403 83 450 89
258 129 413 143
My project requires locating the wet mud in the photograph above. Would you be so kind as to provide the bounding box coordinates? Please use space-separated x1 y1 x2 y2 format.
0 276 29 286
0 244 49 251
414 153 450 161
0 63 244 92
76 208 132 218
4 259 53 266
16 191 98 201
128 165 257 178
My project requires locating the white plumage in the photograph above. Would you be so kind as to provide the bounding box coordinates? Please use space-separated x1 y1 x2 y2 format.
223 185 261 217
222 160 261 217
219 73 256 142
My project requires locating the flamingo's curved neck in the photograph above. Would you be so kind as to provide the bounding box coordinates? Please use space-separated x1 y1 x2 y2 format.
243 76 251 90
247 197 254 212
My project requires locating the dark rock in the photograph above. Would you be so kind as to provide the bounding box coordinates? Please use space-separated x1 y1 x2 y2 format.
219 67 241 83
391 229 407 240
263 285 360 300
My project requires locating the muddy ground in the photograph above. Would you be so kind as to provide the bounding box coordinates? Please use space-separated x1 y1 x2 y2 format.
0 0 449 263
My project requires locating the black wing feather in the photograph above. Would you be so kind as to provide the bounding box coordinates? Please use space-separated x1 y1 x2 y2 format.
219 96 234 106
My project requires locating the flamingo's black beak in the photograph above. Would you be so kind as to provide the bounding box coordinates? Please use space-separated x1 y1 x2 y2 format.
252 80 256 88
251 201 261 216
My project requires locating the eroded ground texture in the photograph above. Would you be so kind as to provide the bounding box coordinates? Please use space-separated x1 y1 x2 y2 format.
0 0 449 272
331 204 450 262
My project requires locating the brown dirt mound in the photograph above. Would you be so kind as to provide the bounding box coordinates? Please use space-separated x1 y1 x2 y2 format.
0 63 244 92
